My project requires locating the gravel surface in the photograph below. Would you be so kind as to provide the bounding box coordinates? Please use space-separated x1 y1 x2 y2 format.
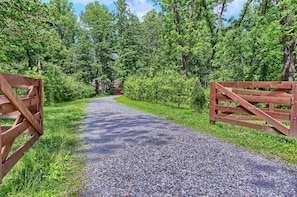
79 96 297 197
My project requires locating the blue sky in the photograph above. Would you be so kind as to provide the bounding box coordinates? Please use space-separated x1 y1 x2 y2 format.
42 0 247 20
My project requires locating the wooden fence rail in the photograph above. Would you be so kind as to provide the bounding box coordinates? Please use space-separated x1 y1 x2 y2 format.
210 81 297 138
0 72 43 183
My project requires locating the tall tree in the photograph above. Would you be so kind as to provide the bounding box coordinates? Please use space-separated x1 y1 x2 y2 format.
158 0 224 81
280 1 297 81
81 1 114 94
139 9 165 76
0 0 61 73
49 0 77 48
114 0 142 80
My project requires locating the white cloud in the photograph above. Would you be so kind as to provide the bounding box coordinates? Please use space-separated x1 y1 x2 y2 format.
226 0 247 17
127 0 154 21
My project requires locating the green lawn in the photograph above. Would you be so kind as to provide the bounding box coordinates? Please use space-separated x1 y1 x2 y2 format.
115 96 297 164
0 98 93 197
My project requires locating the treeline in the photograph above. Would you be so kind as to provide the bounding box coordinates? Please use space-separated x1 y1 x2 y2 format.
1 0 296 104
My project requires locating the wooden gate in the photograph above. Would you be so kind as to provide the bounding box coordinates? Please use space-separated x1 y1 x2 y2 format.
0 72 43 183
210 82 297 138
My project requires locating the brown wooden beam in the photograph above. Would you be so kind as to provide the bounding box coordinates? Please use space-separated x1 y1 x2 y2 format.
218 81 295 89
232 88 291 97
1 113 40 147
0 74 42 135
0 125 2 183
2 134 39 178
216 94 291 105
215 105 290 121
1 96 40 115
215 83 289 136
210 82 217 123
290 84 297 138
215 115 283 135
0 72 39 87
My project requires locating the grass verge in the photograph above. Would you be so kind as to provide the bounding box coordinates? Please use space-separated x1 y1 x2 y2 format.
0 98 93 197
115 96 297 164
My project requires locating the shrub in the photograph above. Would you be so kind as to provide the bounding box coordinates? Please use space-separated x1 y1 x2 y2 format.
190 79 207 113
42 63 94 104
123 73 207 111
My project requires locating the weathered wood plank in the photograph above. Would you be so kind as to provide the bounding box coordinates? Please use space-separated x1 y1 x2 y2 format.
0 125 2 183
2 115 25 163
0 111 20 119
38 80 43 129
0 74 42 135
1 121 30 147
0 72 39 87
216 113 262 121
1 113 40 147
214 115 283 135
215 105 290 121
216 94 291 105
290 84 297 138
0 126 12 132
232 88 291 97
215 83 289 136
0 73 43 183
0 96 40 115
209 82 217 123
218 81 294 89
2 134 39 178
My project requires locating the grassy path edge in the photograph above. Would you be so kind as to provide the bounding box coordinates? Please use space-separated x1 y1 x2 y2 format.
115 96 297 165
0 97 94 197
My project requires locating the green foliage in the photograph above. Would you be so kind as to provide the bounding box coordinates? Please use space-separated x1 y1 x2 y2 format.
191 79 207 113
124 73 206 110
0 98 92 196
116 96 297 164
113 0 142 80
42 63 94 104
49 0 77 48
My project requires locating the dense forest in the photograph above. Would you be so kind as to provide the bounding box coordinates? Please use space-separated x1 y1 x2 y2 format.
1 0 296 104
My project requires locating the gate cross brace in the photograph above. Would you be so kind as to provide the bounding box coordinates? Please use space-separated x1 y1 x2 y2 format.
0 74 43 135
215 83 289 136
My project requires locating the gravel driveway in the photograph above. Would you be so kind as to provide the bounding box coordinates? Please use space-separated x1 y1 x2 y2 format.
79 96 297 197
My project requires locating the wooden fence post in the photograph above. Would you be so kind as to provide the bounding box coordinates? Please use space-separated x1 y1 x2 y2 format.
210 82 217 124
290 83 297 138
39 80 43 129
0 121 2 184
0 73 43 183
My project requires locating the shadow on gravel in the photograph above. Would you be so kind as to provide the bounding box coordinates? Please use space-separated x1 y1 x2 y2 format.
79 98 297 196
79 110 177 159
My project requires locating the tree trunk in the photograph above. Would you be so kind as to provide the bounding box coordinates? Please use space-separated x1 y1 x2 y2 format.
280 8 296 81
95 69 99 95
281 35 296 81
182 52 189 80
95 80 99 95
216 0 226 33
37 54 41 74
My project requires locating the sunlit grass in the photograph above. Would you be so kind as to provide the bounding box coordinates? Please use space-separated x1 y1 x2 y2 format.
115 96 297 164
0 98 93 197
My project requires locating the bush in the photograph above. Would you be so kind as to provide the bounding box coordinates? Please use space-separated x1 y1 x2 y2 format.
123 72 207 111
190 79 206 113
0 62 95 104
42 63 94 104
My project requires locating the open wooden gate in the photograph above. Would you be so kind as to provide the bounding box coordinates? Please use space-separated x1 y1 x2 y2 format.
0 72 43 183
210 81 297 138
